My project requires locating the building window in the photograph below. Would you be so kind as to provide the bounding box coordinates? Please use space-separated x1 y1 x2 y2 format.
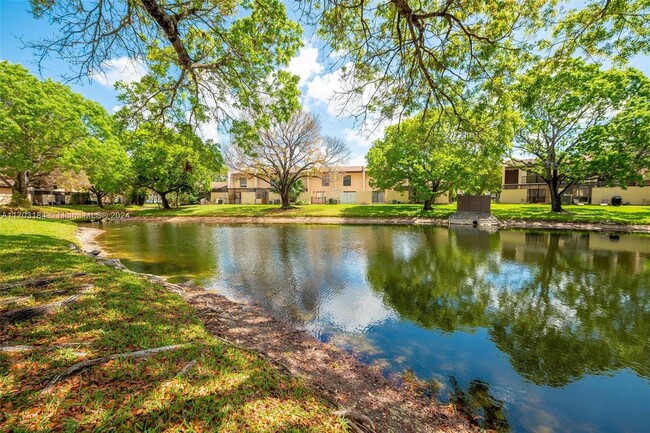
322 175 330 187
525 172 544 184
527 188 546 203
343 175 351 187
239 177 247 187
372 191 385 203
504 169 519 185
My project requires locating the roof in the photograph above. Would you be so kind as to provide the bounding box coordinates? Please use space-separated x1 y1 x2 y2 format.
503 158 536 167
333 165 365 173
211 181 228 191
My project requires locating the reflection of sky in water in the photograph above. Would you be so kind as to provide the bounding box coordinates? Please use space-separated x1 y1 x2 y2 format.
484 261 534 292
98 223 650 433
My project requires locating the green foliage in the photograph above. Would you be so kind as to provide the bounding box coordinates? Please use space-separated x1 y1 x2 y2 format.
552 0 650 63
367 110 511 209
580 69 650 186
272 179 306 202
30 0 303 131
512 59 649 211
126 124 223 208
74 109 131 205
0 61 106 204
313 0 550 120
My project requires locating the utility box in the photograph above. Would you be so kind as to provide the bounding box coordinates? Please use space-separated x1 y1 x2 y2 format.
612 196 623 206
456 195 491 213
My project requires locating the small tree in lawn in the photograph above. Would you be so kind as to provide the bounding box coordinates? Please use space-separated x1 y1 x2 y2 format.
128 124 222 209
512 59 648 212
367 110 511 211
228 111 349 210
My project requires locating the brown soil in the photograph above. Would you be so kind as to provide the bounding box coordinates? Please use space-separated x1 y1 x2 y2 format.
76 227 478 433
123 215 650 233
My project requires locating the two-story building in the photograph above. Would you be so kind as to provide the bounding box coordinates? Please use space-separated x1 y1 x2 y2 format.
210 166 421 205
500 162 650 205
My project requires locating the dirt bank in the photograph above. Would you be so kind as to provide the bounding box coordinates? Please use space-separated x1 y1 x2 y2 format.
122 215 650 233
76 226 478 433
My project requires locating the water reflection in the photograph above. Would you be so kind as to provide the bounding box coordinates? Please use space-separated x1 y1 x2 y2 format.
450 377 511 433
97 223 650 433
365 227 650 387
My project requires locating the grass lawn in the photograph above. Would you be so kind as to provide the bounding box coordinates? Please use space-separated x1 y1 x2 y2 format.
120 202 650 224
0 219 345 432
3 202 649 224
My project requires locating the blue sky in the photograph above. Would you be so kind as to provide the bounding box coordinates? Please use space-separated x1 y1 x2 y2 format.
2 0 649 167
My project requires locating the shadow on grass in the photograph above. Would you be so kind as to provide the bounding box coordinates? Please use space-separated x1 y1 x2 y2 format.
0 228 343 432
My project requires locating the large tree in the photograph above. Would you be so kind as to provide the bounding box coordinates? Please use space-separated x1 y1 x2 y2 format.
367 110 511 210
79 139 131 208
27 0 302 128
227 111 349 209
305 0 650 122
511 59 649 212
128 125 223 209
0 61 105 206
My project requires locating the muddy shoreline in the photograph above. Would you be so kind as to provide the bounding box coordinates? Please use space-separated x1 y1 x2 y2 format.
121 215 650 233
75 226 478 433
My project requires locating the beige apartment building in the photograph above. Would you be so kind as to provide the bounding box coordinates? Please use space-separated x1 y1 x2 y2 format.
210 166 416 205
500 163 650 205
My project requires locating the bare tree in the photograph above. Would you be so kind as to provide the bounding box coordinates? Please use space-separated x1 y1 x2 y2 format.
227 111 349 209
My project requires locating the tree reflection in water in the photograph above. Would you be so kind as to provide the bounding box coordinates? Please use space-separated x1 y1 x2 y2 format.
99 223 650 433
366 227 650 386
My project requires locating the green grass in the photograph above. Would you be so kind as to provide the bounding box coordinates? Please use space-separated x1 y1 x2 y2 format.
490 203 650 224
127 202 650 224
127 203 456 219
4 202 650 224
0 219 345 432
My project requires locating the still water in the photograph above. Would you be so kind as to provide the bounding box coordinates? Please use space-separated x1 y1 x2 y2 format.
97 222 650 433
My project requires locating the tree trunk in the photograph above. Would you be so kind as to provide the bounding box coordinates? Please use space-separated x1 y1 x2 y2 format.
160 192 171 209
423 199 432 211
94 191 104 208
550 191 563 212
11 172 30 207
280 192 290 210
548 174 563 212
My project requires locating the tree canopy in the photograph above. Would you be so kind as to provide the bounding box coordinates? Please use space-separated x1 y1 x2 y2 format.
511 59 649 212
76 113 131 207
29 0 303 128
0 61 109 206
366 109 511 210
127 124 223 209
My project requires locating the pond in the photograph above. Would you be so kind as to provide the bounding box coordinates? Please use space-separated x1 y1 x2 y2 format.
96 222 650 433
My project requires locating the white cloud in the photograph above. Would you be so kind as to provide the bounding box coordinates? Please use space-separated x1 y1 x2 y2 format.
287 42 323 87
197 120 225 143
111 105 123 113
91 57 147 88
342 115 395 148
347 154 367 166
305 67 347 117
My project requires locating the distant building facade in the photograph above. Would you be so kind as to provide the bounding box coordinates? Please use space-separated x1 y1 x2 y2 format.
500 162 650 205
209 166 441 205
